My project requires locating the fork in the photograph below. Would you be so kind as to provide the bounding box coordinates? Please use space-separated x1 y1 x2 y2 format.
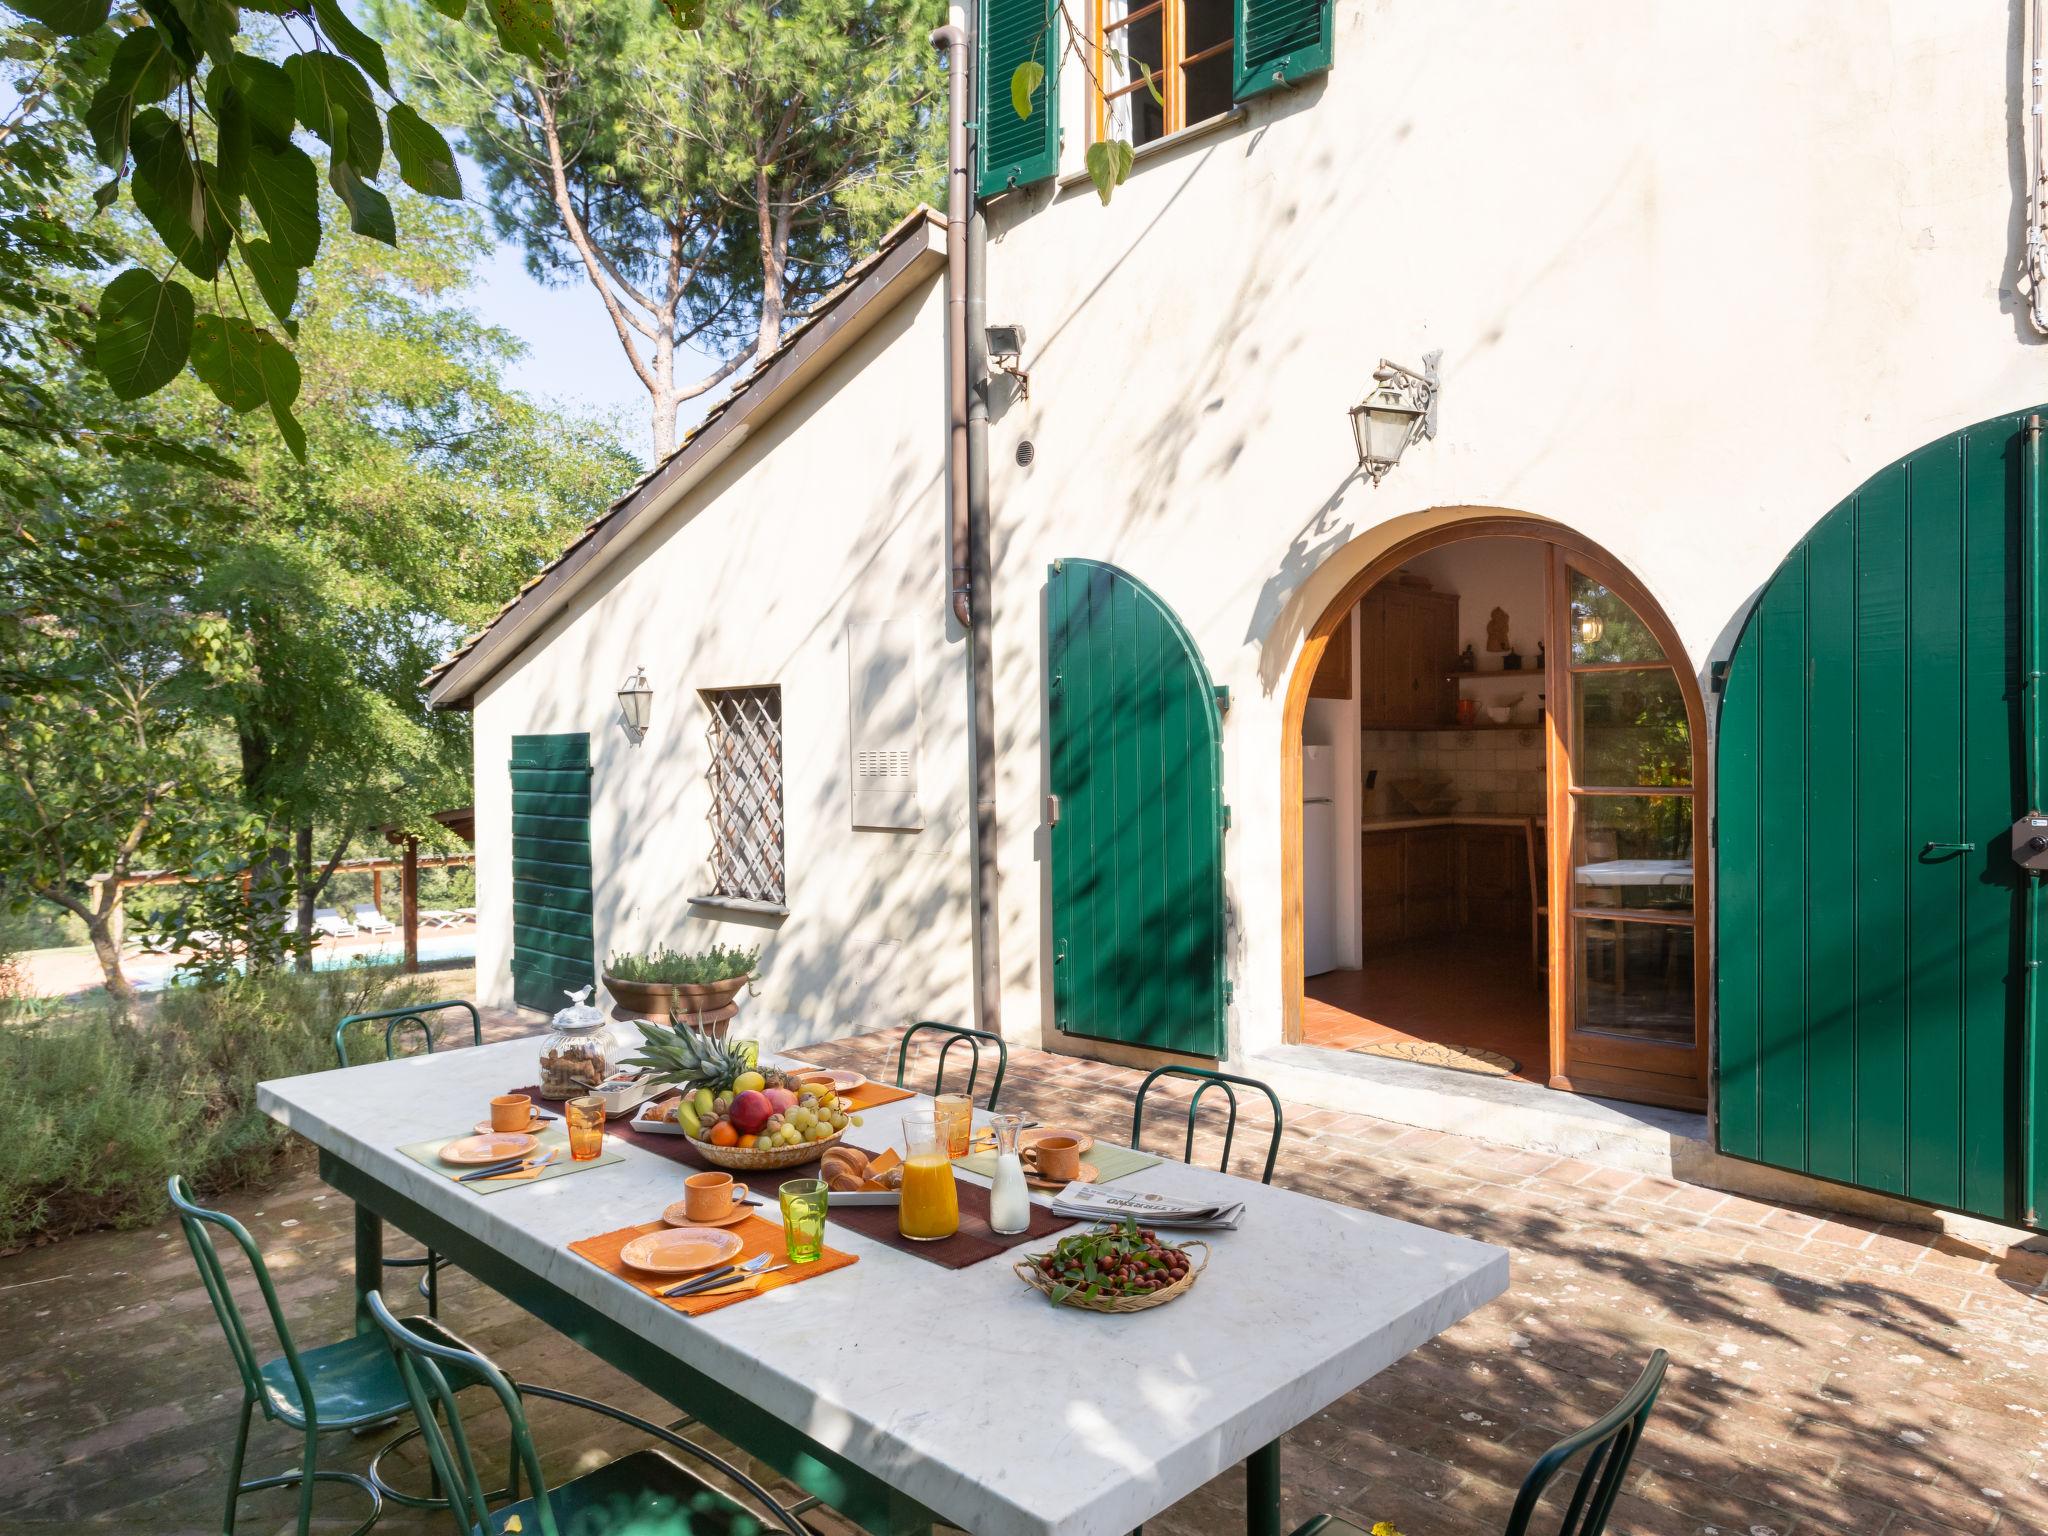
662 1253 770 1297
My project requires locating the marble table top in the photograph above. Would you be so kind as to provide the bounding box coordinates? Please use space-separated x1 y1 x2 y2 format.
259 1036 1509 1536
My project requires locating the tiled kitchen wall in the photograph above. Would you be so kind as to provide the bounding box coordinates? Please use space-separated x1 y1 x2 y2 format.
1361 727 1545 818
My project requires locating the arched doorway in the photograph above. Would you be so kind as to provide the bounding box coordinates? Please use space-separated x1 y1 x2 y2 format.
1280 517 1711 1112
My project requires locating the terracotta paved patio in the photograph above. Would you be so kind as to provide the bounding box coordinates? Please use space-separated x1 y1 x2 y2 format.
5 1023 2048 1534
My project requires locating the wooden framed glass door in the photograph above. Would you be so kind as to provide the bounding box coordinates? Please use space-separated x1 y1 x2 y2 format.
1544 550 1709 1110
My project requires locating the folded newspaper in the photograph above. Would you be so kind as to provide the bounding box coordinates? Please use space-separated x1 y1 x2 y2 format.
1047 1182 1246 1231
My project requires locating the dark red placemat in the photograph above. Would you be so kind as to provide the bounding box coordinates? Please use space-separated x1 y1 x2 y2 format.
825 1146 1071 1269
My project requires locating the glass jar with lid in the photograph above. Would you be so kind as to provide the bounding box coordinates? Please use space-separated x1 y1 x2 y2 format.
539 987 612 1100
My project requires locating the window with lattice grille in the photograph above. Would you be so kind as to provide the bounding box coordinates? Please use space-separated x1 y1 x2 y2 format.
703 687 785 903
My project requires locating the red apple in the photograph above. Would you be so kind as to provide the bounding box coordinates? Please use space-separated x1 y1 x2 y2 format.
729 1089 773 1134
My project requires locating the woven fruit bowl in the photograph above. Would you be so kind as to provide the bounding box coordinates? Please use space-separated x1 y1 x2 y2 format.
1015 1233 1209 1314
685 1128 847 1171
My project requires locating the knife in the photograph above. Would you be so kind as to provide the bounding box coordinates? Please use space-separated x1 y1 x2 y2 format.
459 1149 557 1183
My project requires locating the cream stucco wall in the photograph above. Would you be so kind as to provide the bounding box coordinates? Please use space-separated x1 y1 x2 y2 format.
477 1 2048 1076
979 0 2048 1061
471 281 974 1049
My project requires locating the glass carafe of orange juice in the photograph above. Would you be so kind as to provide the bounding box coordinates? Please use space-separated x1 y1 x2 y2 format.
898 1120 960 1242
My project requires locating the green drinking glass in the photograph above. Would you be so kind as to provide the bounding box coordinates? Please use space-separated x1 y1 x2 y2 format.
779 1177 829 1264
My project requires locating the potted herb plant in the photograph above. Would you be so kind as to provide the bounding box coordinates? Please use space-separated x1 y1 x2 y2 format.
603 942 760 1022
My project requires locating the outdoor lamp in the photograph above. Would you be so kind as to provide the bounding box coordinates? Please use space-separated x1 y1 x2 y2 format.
1576 613 1606 646
617 667 652 740
1348 353 1440 485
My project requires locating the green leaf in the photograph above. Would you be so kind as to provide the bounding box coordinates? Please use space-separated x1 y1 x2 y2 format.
485 0 564 64
231 53 295 142
106 26 183 104
84 77 134 168
94 268 194 400
311 0 390 92
269 395 307 461
244 139 320 266
1137 58 1163 109
1010 60 1043 122
286 52 381 178
261 326 305 459
167 0 235 70
328 159 396 246
425 0 465 14
7 0 111 36
237 236 299 329
91 175 121 210
134 0 200 69
188 314 267 411
1084 138 1133 206
130 108 231 277
386 103 461 199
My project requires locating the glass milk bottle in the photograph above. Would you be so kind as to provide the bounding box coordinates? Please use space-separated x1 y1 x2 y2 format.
987 1113 1031 1234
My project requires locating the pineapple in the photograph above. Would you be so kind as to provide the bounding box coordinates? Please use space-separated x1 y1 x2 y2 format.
624 1020 797 1095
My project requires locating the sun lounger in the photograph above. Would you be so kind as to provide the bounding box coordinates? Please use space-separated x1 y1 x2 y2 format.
312 907 357 938
352 903 396 934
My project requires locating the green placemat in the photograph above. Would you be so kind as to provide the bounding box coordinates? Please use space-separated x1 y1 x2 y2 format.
955 1141 1161 1185
399 1126 624 1194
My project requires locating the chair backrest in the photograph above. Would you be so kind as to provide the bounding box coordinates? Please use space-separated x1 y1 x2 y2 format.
364 1291 807 1536
335 998 483 1068
896 1021 1007 1109
168 1175 317 1424
1130 1065 1284 1184
1503 1350 1668 1536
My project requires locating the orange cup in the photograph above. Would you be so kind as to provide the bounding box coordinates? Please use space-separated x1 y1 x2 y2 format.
490 1093 532 1132
683 1171 750 1222
1026 1135 1082 1183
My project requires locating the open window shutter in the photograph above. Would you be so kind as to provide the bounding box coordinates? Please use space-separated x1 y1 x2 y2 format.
978 0 1058 198
1233 0 1332 100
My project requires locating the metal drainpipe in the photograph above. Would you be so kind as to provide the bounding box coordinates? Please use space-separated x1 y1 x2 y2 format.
933 9 1004 1037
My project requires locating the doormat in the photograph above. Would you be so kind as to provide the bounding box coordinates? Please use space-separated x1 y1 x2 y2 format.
1350 1040 1520 1078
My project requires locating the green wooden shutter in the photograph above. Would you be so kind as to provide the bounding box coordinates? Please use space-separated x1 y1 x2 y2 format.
1233 0 1332 101
1717 408 2047 1228
510 732 594 1014
1047 559 1227 1057
978 0 1058 198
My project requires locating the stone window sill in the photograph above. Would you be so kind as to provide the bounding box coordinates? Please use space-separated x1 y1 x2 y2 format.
688 895 789 919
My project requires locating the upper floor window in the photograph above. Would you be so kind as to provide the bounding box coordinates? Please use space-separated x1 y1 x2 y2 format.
703 686 785 905
1095 0 1237 148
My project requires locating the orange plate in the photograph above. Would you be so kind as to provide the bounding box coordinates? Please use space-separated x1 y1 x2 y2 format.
799 1069 867 1093
473 1116 548 1135
438 1132 540 1166
618 1227 745 1276
660 1199 752 1230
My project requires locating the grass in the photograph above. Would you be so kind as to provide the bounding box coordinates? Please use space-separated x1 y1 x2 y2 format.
605 941 759 985
0 965 436 1252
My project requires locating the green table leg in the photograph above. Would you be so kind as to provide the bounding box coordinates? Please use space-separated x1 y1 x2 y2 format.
354 1201 384 1334
1246 1439 1280 1536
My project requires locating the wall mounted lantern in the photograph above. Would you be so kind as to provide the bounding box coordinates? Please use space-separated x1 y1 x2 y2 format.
1348 351 1441 485
617 667 652 741
1575 614 1606 647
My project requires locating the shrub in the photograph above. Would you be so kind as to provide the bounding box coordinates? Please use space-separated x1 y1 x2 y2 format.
0 965 435 1251
605 941 760 985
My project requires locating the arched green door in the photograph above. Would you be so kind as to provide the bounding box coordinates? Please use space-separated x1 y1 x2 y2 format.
1718 408 2048 1227
1046 559 1227 1057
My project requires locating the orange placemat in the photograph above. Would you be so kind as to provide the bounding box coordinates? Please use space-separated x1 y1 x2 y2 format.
838 1080 916 1112
569 1214 858 1316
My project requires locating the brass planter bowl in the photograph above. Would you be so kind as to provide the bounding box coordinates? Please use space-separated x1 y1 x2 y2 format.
603 973 749 1023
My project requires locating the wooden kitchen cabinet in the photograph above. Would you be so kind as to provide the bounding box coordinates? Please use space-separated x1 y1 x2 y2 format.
1310 610 1352 699
1356 587 1459 728
1362 822 1533 952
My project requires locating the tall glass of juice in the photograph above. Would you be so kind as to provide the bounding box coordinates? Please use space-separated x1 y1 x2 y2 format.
898 1119 959 1241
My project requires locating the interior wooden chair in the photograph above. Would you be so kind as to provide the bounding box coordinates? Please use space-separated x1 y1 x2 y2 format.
169 1174 477 1536
334 999 483 1316
894 1020 1008 1109
1129 1064 1284 1184
364 1289 810 1536
1288 1350 1668 1536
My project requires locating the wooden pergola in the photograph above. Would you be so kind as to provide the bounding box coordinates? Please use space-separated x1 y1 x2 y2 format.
383 806 476 972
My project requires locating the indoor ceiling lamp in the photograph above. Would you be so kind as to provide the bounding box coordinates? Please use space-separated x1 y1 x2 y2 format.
1348 351 1440 486
617 666 652 741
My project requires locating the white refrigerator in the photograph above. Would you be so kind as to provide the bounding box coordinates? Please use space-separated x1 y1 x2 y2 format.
1302 745 1338 975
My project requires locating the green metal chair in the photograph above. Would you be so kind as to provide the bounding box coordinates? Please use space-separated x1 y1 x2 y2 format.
1129 1064 1284 1184
364 1288 811 1536
895 1020 1007 1109
335 999 483 1316
169 1174 476 1536
1286 1350 1669 1536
